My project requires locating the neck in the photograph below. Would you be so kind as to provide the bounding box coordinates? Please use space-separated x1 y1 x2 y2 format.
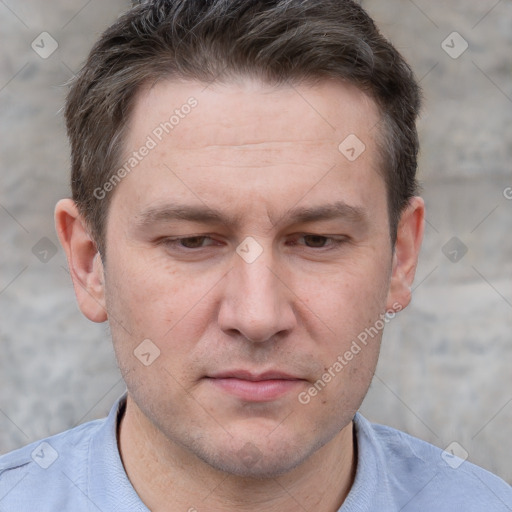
118 396 356 512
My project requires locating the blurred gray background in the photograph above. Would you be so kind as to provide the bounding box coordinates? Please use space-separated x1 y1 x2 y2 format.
1 0 511 484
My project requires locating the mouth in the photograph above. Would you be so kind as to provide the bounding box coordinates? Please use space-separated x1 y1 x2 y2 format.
205 370 306 402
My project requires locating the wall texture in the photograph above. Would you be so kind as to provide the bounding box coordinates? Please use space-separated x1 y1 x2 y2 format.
1 0 511 485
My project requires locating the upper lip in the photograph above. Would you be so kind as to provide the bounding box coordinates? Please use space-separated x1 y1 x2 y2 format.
207 370 302 381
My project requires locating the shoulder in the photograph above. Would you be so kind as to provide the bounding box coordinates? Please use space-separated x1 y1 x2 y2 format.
0 418 105 512
352 413 512 511
0 418 103 472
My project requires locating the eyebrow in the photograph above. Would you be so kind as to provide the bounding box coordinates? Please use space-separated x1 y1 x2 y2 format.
276 201 367 227
134 200 368 230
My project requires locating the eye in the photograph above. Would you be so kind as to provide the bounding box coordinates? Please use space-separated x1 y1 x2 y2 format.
303 235 330 248
179 236 211 248
163 236 220 249
289 234 347 249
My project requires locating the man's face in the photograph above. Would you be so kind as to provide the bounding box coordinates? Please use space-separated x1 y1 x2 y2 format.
102 78 399 477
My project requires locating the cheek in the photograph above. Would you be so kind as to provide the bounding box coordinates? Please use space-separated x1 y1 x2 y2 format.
300 254 391 335
104 249 189 336
103 251 219 380
296 254 390 400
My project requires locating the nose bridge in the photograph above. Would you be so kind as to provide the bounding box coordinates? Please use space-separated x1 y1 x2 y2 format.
219 238 295 342
239 252 278 310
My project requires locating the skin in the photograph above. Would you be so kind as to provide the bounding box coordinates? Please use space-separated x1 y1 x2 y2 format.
55 77 424 511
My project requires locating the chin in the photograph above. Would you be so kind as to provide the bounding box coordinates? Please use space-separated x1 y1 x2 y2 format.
198 448 307 480
187 430 327 480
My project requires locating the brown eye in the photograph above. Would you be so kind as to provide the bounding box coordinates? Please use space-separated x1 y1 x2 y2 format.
179 236 209 248
287 234 347 251
303 235 329 248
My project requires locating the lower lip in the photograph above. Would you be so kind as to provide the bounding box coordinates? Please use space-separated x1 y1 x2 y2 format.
207 378 303 402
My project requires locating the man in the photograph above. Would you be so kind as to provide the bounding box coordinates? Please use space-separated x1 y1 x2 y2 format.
0 0 510 510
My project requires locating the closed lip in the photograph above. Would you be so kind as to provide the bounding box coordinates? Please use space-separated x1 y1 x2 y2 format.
206 370 304 381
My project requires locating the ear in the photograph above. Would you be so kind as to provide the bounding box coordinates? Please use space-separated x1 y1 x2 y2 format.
55 199 107 323
386 196 425 311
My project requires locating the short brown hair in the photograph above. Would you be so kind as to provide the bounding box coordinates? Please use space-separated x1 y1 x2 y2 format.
65 0 421 257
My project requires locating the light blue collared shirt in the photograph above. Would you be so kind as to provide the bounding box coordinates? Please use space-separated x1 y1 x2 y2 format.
0 393 510 511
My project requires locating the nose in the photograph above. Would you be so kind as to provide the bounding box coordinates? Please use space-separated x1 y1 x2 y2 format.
217 240 297 343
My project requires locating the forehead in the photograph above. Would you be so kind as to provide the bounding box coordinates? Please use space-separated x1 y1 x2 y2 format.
110 77 386 227
130 76 381 150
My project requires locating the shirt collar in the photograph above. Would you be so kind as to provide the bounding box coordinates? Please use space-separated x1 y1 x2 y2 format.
87 394 376 511
87 392 149 512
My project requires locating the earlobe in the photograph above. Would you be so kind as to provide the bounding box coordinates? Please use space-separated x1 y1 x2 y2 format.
54 199 108 323
386 196 425 311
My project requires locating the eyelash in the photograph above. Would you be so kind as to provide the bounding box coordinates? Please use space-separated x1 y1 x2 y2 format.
161 234 347 251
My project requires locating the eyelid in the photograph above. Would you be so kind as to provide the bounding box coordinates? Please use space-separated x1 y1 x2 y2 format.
161 235 222 249
160 234 348 252
288 234 348 248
